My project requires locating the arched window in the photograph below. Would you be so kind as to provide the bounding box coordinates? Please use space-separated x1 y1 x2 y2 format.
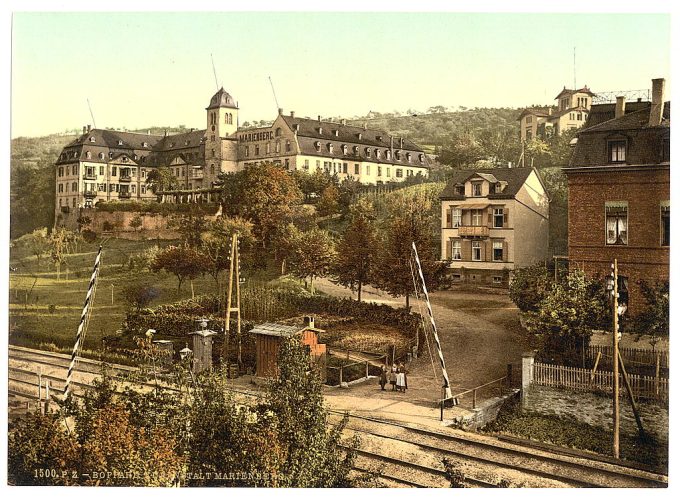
314 141 321 151
327 143 334 153
276 141 281 153
376 149 381 159
342 144 348 155
99 152 104 159
353 145 359 154
66 166 70 176
275 128 282 137
210 164 215 175
419 154 425 163
286 140 291 152
365 147 371 157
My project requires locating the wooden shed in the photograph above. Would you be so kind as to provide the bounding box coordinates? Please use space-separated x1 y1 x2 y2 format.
250 316 326 379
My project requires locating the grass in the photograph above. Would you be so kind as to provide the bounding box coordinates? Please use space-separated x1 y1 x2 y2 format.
483 398 668 472
9 238 225 353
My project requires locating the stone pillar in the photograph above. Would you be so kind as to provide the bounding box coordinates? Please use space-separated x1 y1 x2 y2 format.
521 351 535 408
188 325 217 374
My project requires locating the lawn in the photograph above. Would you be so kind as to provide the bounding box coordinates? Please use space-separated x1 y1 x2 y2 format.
9 238 225 356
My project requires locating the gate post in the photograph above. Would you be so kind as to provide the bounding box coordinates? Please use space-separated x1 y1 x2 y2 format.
521 352 535 408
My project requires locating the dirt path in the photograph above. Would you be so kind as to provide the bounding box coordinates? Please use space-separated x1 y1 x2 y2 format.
314 279 530 403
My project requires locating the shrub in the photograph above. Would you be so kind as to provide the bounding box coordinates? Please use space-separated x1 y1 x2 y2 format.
633 280 669 337
509 263 552 312
81 229 97 243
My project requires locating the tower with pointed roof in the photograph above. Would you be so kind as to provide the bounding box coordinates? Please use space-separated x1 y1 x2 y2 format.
205 87 240 178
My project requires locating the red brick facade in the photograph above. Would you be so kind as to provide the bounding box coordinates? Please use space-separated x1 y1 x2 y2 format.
567 167 669 315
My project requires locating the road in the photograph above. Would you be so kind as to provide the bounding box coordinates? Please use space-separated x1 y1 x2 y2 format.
314 279 531 400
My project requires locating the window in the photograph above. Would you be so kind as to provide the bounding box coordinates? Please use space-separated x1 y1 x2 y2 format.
661 203 670 246
286 140 291 152
89 137 95 143
245 145 250 157
606 202 628 245
608 140 626 163
376 150 381 159
343 163 348 174
141 185 146 194
455 185 464 195
452 240 461 260
276 141 281 153
493 276 503 285
58 167 64 177
111 166 117 177
365 148 371 158
396 168 403 178
285 158 290 169
275 127 281 137
377 166 382 177
317 160 321 170
472 241 482 261
366 165 370 175
526 116 532 124
98 183 106 192
86 151 92 159
131 185 136 193
73 198 76 207
210 165 215 175
452 208 462 228
255 145 260 155
354 163 360 175
386 167 391 177
472 182 482 197
471 209 483 226
304 159 309 171
117 140 123 146
66 166 70 176
99 166 104 176
58 184 63 193
72 182 78 192
342 144 348 155
494 183 503 193
493 241 504 261
493 208 504 228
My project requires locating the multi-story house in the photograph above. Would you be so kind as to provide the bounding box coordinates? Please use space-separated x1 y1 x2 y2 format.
439 167 550 286
55 88 429 221
519 86 595 141
563 78 670 315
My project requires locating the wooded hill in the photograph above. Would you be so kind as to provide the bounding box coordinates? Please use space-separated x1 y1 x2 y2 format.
10 109 533 239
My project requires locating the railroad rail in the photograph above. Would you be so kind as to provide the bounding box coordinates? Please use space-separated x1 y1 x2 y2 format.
9 345 668 488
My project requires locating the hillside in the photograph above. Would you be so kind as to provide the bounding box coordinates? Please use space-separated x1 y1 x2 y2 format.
9 111 524 238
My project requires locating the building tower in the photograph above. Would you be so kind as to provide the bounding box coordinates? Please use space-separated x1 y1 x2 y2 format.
205 87 240 178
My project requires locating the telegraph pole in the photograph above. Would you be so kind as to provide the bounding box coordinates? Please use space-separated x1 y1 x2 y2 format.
222 234 242 374
611 259 620 459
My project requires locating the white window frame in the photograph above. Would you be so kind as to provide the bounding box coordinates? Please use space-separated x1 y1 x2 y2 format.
452 240 461 260
472 241 482 261
492 241 503 262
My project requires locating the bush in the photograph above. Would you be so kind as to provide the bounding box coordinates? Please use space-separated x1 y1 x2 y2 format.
509 263 552 312
81 229 97 243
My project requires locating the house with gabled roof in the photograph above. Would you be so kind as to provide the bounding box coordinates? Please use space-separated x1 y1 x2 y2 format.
439 167 550 286
519 86 596 142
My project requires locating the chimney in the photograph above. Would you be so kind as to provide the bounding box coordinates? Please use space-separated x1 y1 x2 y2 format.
548 108 552 116
363 122 367 130
87 124 91 132
615 96 626 119
303 316 315 329
82 126 87 135
278 108 283 115
341 118 346 126
318 115 321 122
649 78 665 127
290 110 295 118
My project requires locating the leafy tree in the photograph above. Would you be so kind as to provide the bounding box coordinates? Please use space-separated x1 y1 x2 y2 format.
438 132 486 167
220 163 303 247
146 166 178 193
373 186 447 308
122 282 160 311
525 269 611 365
200 216 255 289
126 245 160 272
633 280 669 337
14 227 50 268
509 263 552 312
272 222 301 275
129 214 143 232
332 198 378 301
266 338 358 487
288 227 336 294
151 245 209 292
316 185 341 217
48 226 80 279
171 209 208 248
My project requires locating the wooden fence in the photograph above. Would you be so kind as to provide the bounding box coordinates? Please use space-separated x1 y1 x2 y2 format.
534 362 668 403
586 345 668 369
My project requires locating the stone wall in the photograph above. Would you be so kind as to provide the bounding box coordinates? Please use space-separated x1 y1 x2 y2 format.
59 208 181 240
523 384 668 447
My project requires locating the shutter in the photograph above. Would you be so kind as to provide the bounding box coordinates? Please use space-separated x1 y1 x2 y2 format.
504 208 509 227
445 239 452 259
487 207 493 228
484 241 492 262
446 209 452 228
503 241 509 262
462 240 472 261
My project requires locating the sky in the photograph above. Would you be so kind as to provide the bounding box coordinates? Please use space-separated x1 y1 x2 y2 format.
10 10 671 138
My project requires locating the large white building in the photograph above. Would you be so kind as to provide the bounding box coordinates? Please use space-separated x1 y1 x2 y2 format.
54 88 429 219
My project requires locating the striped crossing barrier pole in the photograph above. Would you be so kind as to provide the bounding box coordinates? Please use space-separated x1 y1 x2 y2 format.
64 245 102 399
411 242 453 400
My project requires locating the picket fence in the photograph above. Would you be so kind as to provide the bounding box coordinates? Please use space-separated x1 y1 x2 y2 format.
533 362 668 403
586 345 668 369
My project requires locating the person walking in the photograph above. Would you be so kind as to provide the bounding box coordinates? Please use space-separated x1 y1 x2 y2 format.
379 365 388 391
389 364 397 391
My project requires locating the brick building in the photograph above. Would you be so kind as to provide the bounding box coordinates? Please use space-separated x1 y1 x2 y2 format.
563 78 670 315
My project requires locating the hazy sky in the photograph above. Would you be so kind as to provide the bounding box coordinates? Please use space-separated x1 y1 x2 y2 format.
11 11 670 138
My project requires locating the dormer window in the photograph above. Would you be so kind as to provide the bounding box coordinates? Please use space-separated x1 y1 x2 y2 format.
89 137 95 143
318 127 323 135
315 141 321 151
117 140 123 146
98 152 105 159
419 154 425 163
275 127 282 137
494 183 503 193
334 130 339 137
185 140 190 146
170 142 175 148
142 142 148 148
608 140 627 163
86 151 91 159
342 144 348 155
376 149 381 159
386 150 391 160
406 153 412 162
377 135 383 141
109 152 113 159
472 182 483 197
358 133 362 140
365 147 371 158
353 145 359 154
395 151 401 160
73 151 78 158
327 143 334 153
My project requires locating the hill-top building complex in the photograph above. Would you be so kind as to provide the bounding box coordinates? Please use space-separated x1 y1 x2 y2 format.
518 86 596 141
54 88 429 219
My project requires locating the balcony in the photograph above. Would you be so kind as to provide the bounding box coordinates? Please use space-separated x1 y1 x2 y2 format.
191 170 204 180
119 191 131 199
119 175 132 183
457 225 489 238
84 172 97 180
84 190 97 199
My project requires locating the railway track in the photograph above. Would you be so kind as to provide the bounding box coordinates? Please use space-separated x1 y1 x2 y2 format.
9 345 669 488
